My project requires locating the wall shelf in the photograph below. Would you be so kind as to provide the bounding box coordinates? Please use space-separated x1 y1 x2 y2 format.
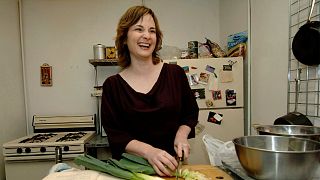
89 59 118 66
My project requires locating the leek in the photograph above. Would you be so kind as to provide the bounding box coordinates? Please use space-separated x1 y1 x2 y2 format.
119 157 156 174
74 154 163 180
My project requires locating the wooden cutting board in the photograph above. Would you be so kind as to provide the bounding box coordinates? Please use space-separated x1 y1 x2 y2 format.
164 165 233 180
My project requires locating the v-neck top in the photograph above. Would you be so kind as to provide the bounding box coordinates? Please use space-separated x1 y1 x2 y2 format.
117 63 164 95
101 63 199 159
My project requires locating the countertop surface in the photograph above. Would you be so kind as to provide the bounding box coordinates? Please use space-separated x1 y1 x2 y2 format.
164 164 233 180
43 164 232 180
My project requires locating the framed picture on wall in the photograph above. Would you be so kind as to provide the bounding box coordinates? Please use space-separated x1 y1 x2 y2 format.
40 63 52 86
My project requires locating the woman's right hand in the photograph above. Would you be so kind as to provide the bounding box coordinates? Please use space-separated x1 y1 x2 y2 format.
145 147 178 177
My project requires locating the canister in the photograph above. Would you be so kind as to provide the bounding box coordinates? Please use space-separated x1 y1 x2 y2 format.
93 44 106 59
188 41 198 59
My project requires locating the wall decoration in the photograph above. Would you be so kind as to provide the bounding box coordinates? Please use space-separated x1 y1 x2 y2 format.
40 63 52 86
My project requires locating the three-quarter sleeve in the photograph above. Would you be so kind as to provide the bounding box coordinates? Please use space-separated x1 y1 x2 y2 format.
100 77 134 159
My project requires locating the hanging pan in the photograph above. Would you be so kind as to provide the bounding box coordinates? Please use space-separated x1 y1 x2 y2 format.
292 0 320 66
274 69 313 125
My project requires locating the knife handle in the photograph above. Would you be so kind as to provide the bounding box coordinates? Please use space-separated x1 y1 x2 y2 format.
179 150 184 161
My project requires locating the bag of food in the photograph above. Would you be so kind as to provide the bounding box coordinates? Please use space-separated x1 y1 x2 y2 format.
204 38 226 58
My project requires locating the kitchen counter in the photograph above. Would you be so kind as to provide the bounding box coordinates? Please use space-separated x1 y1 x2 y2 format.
43 164 234 180
164 165 233 180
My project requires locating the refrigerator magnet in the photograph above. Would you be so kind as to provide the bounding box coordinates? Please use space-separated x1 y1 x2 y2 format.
187 74 199 86
205 99 214 107
198 72 210 85
219 69 234 83
212 90 222 100
195 123 205 135
205 65 215 73
208 75 218 91
191 88 205 99
223 64 233 71
182 66 189 73
191 66 198 69
207 111 223 125
226 89 236 106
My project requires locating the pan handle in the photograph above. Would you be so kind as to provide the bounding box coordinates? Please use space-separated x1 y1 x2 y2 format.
294 69 302 112
308 0 316 21
252 124 260 130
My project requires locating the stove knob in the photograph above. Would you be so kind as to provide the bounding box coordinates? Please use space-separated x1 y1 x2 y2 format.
25 147 31 153
40 147 46 153
63 146 69 152
17 148 23 154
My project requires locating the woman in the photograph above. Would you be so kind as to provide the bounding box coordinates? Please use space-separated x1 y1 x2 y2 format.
101 5 199 176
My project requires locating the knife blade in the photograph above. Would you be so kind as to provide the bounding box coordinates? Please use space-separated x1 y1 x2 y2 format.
176 150 184 180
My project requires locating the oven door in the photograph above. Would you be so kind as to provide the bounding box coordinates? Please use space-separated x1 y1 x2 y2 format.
4 154 84 180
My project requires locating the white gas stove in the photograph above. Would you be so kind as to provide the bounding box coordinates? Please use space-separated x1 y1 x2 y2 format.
3 115 96 180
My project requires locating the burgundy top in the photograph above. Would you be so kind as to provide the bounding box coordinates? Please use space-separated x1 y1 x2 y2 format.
101 63 199 159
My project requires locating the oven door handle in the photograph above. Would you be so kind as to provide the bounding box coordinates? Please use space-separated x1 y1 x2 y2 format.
4 154 80 162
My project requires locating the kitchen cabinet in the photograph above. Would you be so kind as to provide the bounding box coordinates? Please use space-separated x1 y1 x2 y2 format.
89 59 119 135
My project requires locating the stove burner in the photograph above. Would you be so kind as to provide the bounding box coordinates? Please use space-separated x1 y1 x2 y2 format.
56 132 87 142
19 133 57 143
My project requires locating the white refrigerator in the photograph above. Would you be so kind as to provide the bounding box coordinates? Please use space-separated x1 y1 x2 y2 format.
164 57 244 164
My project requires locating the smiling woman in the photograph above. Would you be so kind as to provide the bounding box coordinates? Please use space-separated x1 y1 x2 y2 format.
100 5 199 177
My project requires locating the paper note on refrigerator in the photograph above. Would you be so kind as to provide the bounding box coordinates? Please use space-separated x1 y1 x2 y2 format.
208 76 218 91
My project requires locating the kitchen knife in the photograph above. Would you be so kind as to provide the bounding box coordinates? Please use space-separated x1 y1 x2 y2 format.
176 150 184 180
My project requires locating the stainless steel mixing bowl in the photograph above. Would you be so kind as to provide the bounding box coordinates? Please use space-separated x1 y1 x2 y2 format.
233 135 320 180
255 125 320 142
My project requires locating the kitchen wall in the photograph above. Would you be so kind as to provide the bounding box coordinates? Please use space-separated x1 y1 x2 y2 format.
250 0 289 133
21 0 225 133
0 0 27 179
0 0 290 178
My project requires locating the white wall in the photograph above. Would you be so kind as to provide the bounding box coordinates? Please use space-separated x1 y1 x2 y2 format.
0 0 27 179
21 0 141 133
145 0 220 48
21 0 221 133
250 0 289 133
220 0 248 49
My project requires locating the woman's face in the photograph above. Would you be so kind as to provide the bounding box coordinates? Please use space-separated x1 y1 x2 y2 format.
126 14 157 61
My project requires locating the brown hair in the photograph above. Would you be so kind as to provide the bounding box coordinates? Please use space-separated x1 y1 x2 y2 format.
115 6 163 68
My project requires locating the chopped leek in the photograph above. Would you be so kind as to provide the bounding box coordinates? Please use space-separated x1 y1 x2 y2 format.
180 169 210 180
